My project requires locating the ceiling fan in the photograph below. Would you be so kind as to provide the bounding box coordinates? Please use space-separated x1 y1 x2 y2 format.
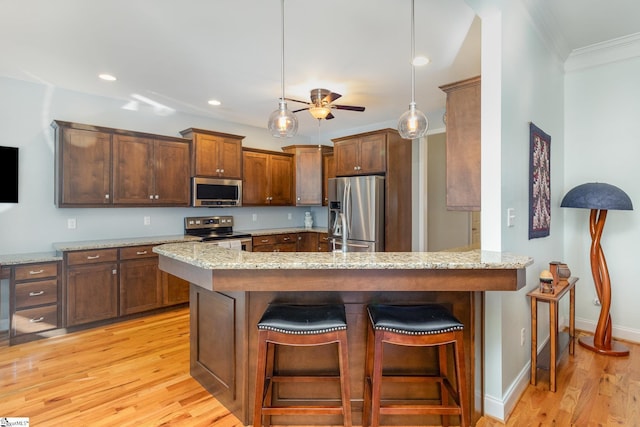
286 88 365 120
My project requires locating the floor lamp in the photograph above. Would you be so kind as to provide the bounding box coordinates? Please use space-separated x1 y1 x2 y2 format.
561 182 633 356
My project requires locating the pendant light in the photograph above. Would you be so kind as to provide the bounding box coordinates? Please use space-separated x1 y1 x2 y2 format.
267 0 298 138
397 0 428 140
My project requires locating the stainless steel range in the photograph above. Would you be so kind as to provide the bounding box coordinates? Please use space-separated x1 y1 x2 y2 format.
184 215 252 251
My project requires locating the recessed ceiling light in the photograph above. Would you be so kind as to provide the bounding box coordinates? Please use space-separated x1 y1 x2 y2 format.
99 73 117 81
208 99 221 106
412 56 430 66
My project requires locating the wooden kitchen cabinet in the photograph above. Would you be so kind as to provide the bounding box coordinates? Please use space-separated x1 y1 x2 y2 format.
322 152 335 206
333 131 387 176
439 76 481 211
282 145 333 206
10 261 61 343
242 148 293 206
317 232 331 252
252 233 297 252
52 123 112 206
180 128 244 179
296 232 319 252
162 272 189 306
113 135 190 206
65 249 119 327
52 120 191 207
119 246 162 315
331 128 413 251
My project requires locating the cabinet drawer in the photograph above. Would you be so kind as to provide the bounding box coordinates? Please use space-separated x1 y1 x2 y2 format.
253 235 277 246
119 245 157 260
67 248 118 265
15 279 58 309
14 262 58 281
275 233 297 244
12 305 58 336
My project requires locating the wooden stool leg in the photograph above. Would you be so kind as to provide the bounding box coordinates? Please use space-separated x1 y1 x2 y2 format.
253 331 268 427
370 331 385 427
337 330 352 427
454 331 469 427
439 344 450 427
263 341 276 427
362 322 374 427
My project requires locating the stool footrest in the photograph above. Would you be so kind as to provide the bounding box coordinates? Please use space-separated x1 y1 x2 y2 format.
379 404 463 415
261 406 346 416
271 375 342 383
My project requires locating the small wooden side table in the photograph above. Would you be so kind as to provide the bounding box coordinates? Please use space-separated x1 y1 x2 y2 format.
527 276 578 392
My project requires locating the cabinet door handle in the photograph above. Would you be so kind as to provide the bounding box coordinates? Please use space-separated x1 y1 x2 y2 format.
29 269 45 275
30 317 45 323
136 251 148 255
112 269 117 275
105 194 110 199
87 255 100 260
261 239 269 243
283 237 290 241
149 195 154 199
155 195 159 199
29 291 45 297
216 168 220 173
220 169 224 173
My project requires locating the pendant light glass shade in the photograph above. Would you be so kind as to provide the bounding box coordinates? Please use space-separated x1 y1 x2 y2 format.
267 0 298 138
268 100 298 137
398 0 428 140
398 102 428 139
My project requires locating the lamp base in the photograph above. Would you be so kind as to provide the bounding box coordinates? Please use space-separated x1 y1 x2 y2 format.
578 336 629 357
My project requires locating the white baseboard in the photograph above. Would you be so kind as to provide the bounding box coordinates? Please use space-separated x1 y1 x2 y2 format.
484 359 532 422
576 317 640 344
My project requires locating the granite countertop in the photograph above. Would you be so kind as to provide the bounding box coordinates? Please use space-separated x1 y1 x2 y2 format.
153 241 533 270
247 227 328 236
52 235 200 252
0 251 63 266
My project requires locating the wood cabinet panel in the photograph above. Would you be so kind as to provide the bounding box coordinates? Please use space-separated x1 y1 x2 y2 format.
66 249 118 266
440 76 481 211
15 279 58 309
297 232 318 252
66 262 118 326
333 132 386 176
323 153 335 206
113 135 154 204
162 272 189 306
153 139 191 205
180 128 244 179
242 149 293 206
282 145 332 206
55 126 112 206
120 257 161 315
13 305 58 336
14 263 58 281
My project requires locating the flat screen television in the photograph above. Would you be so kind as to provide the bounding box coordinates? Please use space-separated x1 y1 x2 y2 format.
0 146 19 203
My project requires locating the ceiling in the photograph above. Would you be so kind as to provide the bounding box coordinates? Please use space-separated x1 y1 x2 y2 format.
1 0 639 139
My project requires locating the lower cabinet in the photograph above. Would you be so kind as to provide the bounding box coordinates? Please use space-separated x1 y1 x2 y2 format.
318 232 331 252
252 233 297 252
63 245 188 328
65 249 119 327
11 261 61 341
296 232 319 252
119 246 162 316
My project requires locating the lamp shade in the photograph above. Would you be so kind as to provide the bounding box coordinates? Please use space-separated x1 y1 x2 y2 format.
560 182 633 211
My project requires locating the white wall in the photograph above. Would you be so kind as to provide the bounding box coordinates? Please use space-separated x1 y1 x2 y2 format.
564 57 640 343
467 0 566 420
0 77 326 255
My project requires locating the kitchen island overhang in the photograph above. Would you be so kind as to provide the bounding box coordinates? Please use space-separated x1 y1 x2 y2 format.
154 242 532 425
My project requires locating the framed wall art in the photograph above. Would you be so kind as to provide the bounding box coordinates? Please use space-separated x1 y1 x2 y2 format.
529 122 551 239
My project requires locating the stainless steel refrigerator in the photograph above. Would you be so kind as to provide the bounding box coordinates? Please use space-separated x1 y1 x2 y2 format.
328 175 385 252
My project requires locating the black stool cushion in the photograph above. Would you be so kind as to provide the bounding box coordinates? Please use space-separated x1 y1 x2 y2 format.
258 304 347 335
367 304 464 335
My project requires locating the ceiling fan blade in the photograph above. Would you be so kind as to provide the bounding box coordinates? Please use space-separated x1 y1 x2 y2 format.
285 97 310 105
323 91 342 104
326 112 335 120
333 104 366 112
292 107 310 113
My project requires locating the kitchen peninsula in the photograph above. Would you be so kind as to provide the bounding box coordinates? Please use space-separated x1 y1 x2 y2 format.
154 242 532 425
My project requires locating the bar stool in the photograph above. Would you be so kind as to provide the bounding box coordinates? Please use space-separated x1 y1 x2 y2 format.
253 303 352 427
363 304 469 427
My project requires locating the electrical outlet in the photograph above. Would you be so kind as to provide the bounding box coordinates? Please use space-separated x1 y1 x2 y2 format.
520 327 526 346
144 216 151 226
287 213 292 220
507 208 516 227
67 218 77 229
252 213 257 222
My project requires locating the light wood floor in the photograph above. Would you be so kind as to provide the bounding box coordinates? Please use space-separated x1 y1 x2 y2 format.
1 308 638 426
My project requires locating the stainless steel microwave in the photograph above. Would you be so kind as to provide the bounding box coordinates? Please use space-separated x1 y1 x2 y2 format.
191 177 242 207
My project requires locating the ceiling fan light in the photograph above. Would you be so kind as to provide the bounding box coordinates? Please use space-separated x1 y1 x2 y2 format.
268 100 298 137
398 102 428 139
309 106 331 119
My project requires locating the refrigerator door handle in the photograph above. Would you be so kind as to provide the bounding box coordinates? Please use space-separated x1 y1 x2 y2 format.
346 181 352 237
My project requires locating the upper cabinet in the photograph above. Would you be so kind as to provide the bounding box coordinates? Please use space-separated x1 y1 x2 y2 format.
242 148 293 206
179 128 243 179
282 145 333 206
52 120 191 207
322 152 335 206
439 76 481 211
333 131 387 176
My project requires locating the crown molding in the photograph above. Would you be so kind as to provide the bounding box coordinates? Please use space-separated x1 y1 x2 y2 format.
564 33 640 72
